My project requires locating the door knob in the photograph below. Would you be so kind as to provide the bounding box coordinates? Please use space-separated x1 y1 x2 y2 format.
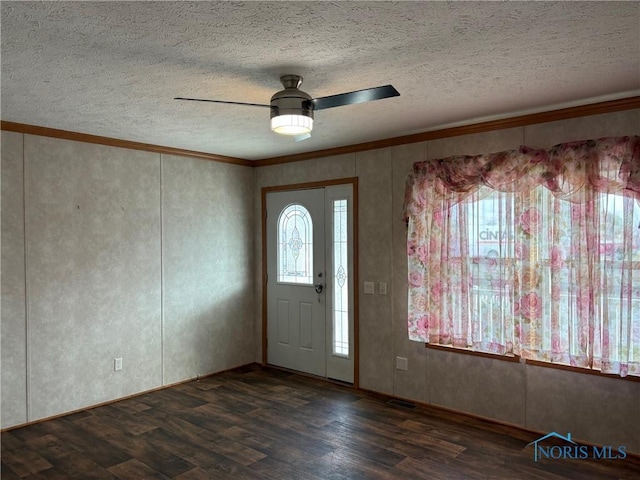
315 284 324 294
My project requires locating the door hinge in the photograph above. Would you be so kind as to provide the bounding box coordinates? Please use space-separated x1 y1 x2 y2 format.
266 273 268 283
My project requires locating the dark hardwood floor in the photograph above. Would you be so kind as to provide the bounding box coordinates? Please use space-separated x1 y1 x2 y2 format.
2 364 638 479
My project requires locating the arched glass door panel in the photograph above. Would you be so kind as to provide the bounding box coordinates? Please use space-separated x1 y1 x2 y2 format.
277 204 313 284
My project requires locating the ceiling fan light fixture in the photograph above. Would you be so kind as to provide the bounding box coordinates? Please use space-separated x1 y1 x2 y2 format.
270 113 313 135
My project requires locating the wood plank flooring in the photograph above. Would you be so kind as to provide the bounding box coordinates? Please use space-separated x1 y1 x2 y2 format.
2 364 639 479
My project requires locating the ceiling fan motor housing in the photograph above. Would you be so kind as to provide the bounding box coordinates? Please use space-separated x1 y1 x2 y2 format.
270 75 314 120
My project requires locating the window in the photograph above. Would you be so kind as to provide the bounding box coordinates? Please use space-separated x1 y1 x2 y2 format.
332 199 349 356
277 204 313 284
404 136 640 377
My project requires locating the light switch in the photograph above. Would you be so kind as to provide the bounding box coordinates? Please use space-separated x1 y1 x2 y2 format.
364 281 375 294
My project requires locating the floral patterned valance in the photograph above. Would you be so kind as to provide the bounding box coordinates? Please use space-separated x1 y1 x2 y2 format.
404 136 640 221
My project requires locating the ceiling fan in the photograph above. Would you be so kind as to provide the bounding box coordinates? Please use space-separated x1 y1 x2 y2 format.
175 74 400 140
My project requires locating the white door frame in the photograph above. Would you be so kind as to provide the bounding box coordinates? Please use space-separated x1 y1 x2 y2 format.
261 178 359 387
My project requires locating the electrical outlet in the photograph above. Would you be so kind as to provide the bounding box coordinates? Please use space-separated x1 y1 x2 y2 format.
114 357 123 371
396 356 408 371
379 282 387 295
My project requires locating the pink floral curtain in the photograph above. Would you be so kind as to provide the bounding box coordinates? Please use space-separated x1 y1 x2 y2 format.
404 136 640 377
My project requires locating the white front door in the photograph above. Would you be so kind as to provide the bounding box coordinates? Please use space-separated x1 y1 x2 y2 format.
266 185 354 383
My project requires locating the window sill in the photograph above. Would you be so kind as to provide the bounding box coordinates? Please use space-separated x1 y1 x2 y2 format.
424 344 639 382
524 359 640 382
425 343 521 363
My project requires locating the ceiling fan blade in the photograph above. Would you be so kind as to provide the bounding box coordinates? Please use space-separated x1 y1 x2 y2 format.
174 97 272 108
311 85 399 111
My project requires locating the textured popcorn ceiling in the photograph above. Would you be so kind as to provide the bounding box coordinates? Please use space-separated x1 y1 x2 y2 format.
2 1 639 160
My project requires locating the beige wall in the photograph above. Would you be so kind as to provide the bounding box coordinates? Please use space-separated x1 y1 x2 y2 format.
2 109 638 454
1 131 27 427
254 109 640 454
1 133 254 428
161 154 254 385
